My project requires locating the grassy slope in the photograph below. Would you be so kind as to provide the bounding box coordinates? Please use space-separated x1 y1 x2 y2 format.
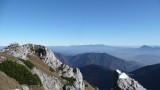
0 71 20 90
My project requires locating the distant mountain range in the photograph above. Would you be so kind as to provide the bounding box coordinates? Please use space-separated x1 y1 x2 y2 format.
55 52 143 72
50 45 160 65
3 44 160 65
69 53 143 72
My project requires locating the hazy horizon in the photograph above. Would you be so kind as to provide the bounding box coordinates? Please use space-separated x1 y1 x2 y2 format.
1 43 160 48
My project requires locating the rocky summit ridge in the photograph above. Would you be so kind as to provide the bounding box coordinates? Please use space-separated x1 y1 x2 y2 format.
0 43 97 90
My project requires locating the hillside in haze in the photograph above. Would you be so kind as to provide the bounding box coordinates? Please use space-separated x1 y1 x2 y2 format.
50 45 160 65
55 52 143 72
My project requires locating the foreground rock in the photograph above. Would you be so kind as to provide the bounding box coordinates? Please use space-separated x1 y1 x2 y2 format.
113 70 146 90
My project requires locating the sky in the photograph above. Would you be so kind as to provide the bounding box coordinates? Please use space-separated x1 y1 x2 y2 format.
0 0 160 46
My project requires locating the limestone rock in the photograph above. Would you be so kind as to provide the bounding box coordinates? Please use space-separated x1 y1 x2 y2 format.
21 85 29 90
32 68 63 90
113 69 146 90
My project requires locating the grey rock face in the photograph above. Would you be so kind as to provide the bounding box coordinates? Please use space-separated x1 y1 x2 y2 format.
1 43 33 59
113 70 146 90
32 68 64 90
21 85 29 90
0 56 6 63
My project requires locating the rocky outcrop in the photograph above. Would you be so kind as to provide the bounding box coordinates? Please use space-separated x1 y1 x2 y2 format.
113 70 146 90
1 43 32 59
32 68 63 90
1 43 89 90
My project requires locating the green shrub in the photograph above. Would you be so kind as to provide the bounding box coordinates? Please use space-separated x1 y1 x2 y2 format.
61 76 76 85
49 67 55 72
0 60 42 86
58 66 63 71
23 60 34 69
73 68 77 73
85 84 88 87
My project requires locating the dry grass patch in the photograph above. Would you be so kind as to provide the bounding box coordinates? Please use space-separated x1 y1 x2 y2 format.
84 81 97 90
0 52 18 61
27 55 61 79
0 71 21 90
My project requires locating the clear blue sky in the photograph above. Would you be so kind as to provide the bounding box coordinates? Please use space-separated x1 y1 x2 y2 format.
0 0 160 46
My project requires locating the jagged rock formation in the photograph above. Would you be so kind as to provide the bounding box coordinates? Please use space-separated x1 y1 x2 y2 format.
0 43 97 90
113 70 146 90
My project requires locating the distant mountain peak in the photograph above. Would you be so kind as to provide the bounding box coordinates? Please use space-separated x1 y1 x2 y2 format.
140 45 153 49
